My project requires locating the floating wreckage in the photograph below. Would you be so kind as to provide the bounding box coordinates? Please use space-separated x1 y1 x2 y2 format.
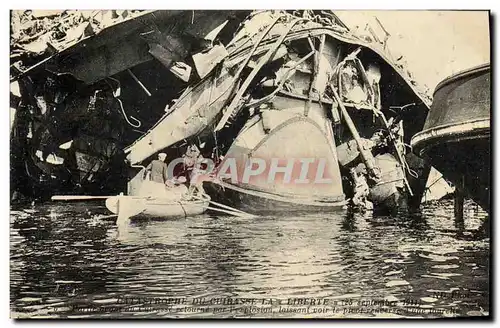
421 168 455 204
412 64 490 213
11 10 433 213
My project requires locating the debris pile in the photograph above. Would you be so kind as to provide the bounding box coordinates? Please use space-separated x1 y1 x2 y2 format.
10 10 433 209
10 10 147 66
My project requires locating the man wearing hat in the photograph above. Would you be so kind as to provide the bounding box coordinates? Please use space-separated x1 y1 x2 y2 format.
145 152 169 184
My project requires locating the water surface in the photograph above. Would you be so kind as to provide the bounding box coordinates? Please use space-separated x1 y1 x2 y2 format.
10 199 489 318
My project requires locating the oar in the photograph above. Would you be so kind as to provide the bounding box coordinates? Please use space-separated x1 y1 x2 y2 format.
191 195 248 215
206 206 256 218
96 214 118 220
208 200 249 215
191 195 256 217
51 195 112 201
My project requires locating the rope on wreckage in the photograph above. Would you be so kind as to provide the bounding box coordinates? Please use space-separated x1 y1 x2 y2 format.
333 48 419 182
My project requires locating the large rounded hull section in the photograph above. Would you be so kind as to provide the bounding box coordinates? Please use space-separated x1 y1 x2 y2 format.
216 97 345 207
411 64 490 211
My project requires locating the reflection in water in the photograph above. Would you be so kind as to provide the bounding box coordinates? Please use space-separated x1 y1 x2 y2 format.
10 199 489 318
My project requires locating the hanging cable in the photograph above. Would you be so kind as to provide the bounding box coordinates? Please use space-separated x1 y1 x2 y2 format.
115 97 141 128
105 77 141 128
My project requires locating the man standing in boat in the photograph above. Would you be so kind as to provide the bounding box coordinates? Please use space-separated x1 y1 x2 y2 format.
145 153 169 183
182 144 209 197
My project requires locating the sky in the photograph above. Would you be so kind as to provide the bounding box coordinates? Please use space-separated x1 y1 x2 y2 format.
335 10 490 92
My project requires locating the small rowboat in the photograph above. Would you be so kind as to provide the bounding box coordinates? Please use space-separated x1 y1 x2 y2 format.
105 194 210 221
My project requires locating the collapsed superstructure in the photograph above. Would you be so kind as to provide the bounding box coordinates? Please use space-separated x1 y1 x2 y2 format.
10 10 432 212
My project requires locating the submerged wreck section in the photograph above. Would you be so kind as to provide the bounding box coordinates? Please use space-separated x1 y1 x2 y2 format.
11 10 432 212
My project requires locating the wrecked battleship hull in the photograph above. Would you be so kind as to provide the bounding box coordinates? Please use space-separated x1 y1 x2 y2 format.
11 10 431 211
125 12 431 164
122 11 432 211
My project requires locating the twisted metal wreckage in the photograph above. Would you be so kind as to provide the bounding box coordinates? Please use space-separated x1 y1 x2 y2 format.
10 10 434 213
